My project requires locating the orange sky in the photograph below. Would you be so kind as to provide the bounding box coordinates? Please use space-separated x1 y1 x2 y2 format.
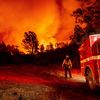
0 0 96 52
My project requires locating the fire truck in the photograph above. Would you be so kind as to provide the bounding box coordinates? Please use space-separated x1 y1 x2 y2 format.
79 34 100 89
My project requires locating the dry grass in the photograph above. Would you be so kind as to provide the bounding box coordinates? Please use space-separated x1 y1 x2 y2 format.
0 83 55 100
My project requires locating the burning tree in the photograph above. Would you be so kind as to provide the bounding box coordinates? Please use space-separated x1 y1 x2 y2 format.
40 44 45 53
22 31 39 54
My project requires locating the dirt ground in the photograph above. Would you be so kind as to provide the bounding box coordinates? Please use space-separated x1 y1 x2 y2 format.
0 64 100 100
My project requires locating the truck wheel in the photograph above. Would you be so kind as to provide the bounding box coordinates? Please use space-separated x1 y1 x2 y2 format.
86 69 95 90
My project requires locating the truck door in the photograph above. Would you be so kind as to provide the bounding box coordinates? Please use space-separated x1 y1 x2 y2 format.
97 36 100 83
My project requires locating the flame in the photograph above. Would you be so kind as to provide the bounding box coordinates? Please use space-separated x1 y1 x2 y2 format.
0 0 96 53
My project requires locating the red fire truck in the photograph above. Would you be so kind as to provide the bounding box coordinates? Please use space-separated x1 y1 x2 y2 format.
79 34 100 89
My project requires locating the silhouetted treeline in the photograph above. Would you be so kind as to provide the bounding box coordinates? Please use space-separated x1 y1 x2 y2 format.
0 41 80 68
0 41 20 65
0 42 12 65
0 41 67 65
16 46 68 66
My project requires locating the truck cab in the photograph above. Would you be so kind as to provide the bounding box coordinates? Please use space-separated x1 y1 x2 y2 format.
79 34 100 89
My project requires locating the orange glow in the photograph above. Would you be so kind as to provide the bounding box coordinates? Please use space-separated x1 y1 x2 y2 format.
55 0 80 42
0 0 96 52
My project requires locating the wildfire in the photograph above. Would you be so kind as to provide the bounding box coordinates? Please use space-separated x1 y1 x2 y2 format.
0 0 96 53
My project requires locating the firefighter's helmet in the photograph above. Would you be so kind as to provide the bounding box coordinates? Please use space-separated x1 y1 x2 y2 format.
66 55 69 58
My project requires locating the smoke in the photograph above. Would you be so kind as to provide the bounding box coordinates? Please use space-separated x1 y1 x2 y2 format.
0 0 96 52
55 0 80 42
55 0 96 42
0 0 59 50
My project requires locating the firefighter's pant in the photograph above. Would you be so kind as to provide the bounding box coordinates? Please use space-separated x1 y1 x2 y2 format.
64 67 72 78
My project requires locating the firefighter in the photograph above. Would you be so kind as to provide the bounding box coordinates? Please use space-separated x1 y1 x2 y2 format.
62 55 72 79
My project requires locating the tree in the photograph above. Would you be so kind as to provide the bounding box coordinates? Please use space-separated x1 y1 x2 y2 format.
70 25 85 46
0 41 12 64
46 43 54 51
40 44 45 52
72 0 99 33
0 41 7 53
49 43 54 50
7 45 20 55
22 31 39 54
72 7 96 33
70 0 98 46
